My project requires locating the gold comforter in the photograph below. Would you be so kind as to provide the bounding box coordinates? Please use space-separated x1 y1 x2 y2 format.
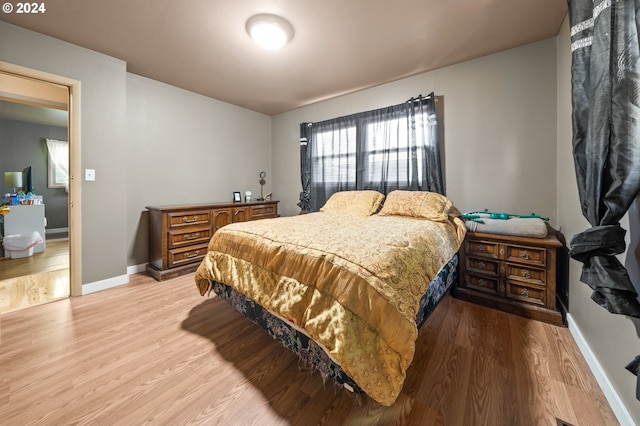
195 212 465 406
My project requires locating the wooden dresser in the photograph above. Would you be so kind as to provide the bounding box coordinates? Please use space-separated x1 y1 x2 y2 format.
454 231 565 325
146 200 278 281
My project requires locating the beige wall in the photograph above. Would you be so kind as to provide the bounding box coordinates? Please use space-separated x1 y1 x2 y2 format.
556 16 640 424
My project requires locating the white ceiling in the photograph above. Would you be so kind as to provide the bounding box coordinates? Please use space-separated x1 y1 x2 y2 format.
1 0 568 116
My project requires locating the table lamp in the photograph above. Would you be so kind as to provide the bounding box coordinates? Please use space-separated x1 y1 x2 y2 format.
4 172 22 194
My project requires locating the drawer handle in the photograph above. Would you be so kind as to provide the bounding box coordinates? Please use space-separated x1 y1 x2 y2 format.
184 232 200 241
521 269 531 279
184 250 200 259
499 248 505 256
182 215 198 223
500 285 505 293
477 262 486 270
477 279 486 287
520 288 529 298
520 250 530 260
476 245 486 252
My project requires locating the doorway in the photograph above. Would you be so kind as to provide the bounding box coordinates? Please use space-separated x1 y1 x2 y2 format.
0 62 82 311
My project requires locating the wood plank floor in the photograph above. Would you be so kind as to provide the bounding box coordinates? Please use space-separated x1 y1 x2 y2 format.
0 272 618 425
0 238 70 313
0 238 69 281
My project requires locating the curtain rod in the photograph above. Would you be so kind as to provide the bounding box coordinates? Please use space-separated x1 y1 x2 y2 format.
406 94 432 103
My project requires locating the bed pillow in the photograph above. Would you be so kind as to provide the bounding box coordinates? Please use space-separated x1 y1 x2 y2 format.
378 190 460 221
320 190 385 216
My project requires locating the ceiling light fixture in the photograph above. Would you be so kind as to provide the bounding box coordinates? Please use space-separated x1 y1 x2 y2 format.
246 14 294 50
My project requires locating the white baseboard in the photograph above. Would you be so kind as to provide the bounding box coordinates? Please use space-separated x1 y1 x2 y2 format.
82 273 129 295
567 313 635 426
127 263 147 275
81 264 147 295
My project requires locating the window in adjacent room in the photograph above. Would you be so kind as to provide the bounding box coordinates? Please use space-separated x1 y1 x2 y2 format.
46 138 69 189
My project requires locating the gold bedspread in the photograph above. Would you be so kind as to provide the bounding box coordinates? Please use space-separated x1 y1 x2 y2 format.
195 212 465 406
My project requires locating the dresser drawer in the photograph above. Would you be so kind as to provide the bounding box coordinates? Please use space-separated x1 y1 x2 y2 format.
466 240 500 260
168 227 212 248
251 204 278 219
466 257 499 278
506 281 545 306
506 264 546 286
168 243 208 268
505 244 546 267
465 274 500 295
168 210 211 228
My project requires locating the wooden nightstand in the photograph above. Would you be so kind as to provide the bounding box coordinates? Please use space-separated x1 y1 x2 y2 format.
453 230 565 326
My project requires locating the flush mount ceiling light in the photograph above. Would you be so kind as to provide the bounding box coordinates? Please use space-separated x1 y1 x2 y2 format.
246 14 294 50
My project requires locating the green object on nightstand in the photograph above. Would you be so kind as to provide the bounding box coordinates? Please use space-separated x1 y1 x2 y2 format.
462 209 549 224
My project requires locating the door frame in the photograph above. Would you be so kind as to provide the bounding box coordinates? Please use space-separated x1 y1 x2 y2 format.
0 61 82 297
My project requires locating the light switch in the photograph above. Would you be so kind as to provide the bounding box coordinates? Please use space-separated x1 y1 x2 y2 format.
85 169 96 181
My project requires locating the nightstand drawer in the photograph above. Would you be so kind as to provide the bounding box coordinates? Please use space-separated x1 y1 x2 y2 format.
466 274 500 295
466 240 500 260
506 264 546 286
466 257 499 277
168 210 211 228
505 244 546 267
506 281 545 306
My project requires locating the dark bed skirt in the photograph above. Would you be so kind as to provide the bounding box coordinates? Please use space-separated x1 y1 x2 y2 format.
210 253 459 395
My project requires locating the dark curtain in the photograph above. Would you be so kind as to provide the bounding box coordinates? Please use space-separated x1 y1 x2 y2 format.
298 93 442 211
297 123 312 212
568 0 640 316
568 0 640 398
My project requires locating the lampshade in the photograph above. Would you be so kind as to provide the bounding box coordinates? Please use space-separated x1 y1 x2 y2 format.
246 14 294 49
4 172 22 190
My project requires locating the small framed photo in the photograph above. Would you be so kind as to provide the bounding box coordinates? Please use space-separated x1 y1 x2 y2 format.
233 191 242 203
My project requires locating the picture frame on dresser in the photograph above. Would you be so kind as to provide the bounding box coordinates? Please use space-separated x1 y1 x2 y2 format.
233 192 241 203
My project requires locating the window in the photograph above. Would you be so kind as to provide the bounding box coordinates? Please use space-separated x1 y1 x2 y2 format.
312 124 356 185
46 139 69 189
300 93 442 211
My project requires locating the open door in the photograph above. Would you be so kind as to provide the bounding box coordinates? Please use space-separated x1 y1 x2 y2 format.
0 62 82 299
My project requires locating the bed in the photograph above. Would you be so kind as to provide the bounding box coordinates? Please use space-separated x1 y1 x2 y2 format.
194 190 466 406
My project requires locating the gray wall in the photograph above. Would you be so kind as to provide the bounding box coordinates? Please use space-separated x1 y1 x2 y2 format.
556 16 640 423
0 118 69 229
1 21 272 283
1 20 127 284
272 39 558 222
125 73 272 266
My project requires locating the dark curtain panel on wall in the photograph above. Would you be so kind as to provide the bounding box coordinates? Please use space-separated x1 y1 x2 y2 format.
568 0 640 398
298 93 442 212
297 123 312 212
568 0 640 316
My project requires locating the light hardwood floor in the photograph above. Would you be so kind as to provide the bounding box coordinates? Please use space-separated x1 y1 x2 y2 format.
0 272 619 425
0 238 69 313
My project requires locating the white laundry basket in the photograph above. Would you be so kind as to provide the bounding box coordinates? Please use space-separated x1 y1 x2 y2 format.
3 231 43 259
